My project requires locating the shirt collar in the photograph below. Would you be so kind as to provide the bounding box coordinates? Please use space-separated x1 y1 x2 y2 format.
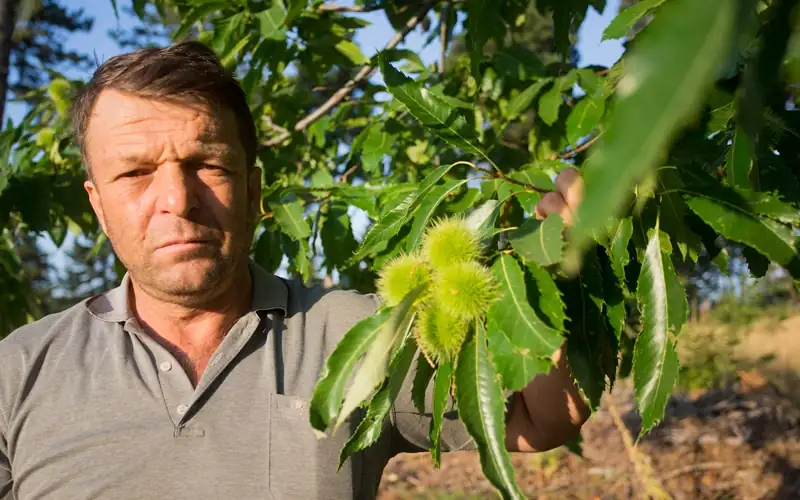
86 259 288 323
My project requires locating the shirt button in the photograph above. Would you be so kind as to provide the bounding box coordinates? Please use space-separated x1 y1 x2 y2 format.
159 361 172 372
176 404 189 415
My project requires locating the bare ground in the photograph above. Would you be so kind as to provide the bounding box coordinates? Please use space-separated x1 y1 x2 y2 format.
377 315 800 499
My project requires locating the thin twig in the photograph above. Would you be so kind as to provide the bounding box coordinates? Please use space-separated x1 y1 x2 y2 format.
458 160 547 193
263 0 438 148
316 4 379 13
560 133 601 159
439 4 448 74
339 164 359 183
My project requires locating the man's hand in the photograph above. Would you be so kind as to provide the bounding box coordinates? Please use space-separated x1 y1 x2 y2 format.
504 167 591 453
533 167 583 225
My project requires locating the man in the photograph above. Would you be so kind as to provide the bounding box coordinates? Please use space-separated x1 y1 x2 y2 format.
0 42 588 499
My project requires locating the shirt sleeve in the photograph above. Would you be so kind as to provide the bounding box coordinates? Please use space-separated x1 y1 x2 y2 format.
389 353 475 455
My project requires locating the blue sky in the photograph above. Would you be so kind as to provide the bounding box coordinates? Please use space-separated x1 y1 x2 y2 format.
31 0 624 268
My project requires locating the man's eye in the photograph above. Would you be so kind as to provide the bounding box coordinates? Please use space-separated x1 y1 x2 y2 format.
121 169 150 178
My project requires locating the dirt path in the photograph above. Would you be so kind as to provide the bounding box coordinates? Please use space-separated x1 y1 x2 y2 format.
378 315 800 499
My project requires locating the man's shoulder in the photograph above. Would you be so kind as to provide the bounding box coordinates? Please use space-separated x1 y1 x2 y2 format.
282 277 382 342
0 298 94 357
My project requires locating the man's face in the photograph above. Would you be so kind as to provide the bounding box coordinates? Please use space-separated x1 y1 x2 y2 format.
83 89 260 304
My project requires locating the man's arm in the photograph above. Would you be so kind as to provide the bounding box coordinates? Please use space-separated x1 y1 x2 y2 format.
0 415 12 500
505 167 591 452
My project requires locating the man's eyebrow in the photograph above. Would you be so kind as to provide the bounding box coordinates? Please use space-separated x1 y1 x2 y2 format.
114 145 237 165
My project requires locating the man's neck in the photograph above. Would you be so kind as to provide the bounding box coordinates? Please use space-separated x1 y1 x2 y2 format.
128 264 254 385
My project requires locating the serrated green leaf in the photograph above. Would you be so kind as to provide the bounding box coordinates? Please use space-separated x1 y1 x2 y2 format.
360 125 396 176
633 222 686 438
525 260 567 332
493 47 545 80
506 79 550 119
254 228 283 273
538 82 564 126
446 188 481 213
407 180 469 251
455 322 525 500
683 193 799 271
285 0 307 26
727 124 754 190
255 0 287 40
601 255 626 341
321 203 358 271
568 0 736 268
489 255 563 360
379 57 490 165
335 39 370 65
746 191 800 226
567 94 606 145
430 359 453 468
336 286 424 432
563 254 616 411
602 0 669 41
270 199 311 241
486 319 551 393
467 0 503 74
508 214 565 267
310 308 393 432
606 218 633 282
352 163 457 262
382 48 427 74
411 355 435 414
510 166 555 192
338 337 417 468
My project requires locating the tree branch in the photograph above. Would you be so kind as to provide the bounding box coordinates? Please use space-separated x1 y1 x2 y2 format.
559 133 601 159
317 3 380 13
262 0 438 148
439 4 448 74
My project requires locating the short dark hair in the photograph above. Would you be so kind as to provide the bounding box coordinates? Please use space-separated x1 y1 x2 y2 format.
71 41 257 175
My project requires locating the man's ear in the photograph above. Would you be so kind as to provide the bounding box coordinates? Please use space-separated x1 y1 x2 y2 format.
84 180 108 234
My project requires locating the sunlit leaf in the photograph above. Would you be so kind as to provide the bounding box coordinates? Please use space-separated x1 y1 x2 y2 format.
455 322 525 499
727 123 754 190
335 286 423 431
488 254 563 361
407 180 469 251
430 359 453 468
633 222 686 437
602 0 669 40
270 199 311 241
508 214 565 267
351 163 457 262
506 79 550 119
338 337 417 468
566 93 606 145
380 56 490 165
568 0 737 269
336 39 370 65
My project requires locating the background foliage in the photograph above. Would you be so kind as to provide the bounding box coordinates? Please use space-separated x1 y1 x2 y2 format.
0 0 798 497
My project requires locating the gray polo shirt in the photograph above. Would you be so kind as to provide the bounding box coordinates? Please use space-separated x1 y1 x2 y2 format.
0 261 473 500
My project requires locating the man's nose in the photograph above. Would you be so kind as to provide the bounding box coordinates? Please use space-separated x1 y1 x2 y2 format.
153 164 199 217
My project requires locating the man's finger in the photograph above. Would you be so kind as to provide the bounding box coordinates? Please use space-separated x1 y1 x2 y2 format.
534 191 568 222
555 167 584 212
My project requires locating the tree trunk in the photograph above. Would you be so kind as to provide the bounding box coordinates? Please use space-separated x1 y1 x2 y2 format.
0 0 18 125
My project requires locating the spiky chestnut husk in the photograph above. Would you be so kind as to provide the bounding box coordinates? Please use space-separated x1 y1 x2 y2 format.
421 217 482 269
415 305 469 364
432 261 497 321
376 252 430 307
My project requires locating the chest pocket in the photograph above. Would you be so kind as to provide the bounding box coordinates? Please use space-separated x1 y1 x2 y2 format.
269 393 363 499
